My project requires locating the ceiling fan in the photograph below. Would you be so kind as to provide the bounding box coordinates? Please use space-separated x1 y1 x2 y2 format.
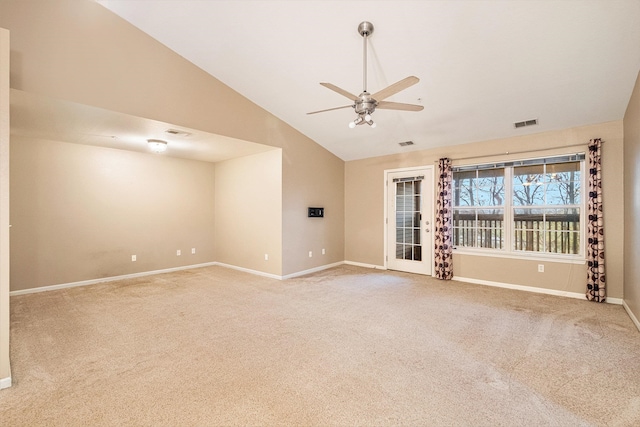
308 21 424 128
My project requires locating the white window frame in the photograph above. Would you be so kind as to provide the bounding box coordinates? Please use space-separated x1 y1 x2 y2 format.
452 154 586 263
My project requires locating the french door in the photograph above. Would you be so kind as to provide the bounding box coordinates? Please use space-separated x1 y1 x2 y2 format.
386 167 433 275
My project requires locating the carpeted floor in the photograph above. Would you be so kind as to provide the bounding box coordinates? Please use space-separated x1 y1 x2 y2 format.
1 265 639 426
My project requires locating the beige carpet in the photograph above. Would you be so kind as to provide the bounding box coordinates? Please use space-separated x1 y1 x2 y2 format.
1 265 639 426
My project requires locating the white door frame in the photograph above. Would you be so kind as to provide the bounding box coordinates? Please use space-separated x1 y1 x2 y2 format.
384 165 435 275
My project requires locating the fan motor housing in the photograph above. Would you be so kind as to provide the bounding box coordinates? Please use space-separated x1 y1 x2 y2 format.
355 92 377 114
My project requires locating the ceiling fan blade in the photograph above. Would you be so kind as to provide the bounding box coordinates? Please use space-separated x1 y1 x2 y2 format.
307 105 354 115
320 83 358 101
371 76 420 102
376 101 424 112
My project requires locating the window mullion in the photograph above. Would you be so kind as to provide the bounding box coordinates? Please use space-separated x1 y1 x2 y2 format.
504 166 513 252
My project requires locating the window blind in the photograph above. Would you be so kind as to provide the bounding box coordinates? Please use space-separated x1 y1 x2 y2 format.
452 154 585 173
392 175 424 183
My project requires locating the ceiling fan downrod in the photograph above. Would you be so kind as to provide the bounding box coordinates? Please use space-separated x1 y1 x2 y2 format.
358 21 374 94
351 21 376 128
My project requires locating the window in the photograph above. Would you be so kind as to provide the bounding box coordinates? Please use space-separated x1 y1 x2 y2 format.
452 155 584 257
453 168 505 249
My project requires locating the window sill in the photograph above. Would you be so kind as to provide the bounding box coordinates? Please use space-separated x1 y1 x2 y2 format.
452 248 586 265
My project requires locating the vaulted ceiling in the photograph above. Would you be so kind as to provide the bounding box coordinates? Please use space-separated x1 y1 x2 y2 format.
95 0 640 161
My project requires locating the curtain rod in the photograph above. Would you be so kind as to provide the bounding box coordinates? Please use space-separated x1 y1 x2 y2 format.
434 141 601 163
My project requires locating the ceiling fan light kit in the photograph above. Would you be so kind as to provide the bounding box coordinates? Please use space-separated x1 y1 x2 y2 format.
308 21 423 128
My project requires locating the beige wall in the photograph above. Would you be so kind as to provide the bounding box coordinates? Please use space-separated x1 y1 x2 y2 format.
623 70 640 325
281 129 345 275
215 149 282 276
0 0 345 278
10 136 216 291
346 121 625 298
1 27 11 386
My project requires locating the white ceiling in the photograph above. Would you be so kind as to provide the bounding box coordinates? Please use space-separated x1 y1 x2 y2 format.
10 89 276 163
87 1 640 161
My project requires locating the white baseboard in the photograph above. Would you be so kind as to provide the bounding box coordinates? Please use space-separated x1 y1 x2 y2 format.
453 276 623 305
209 261 345 280
9 262 218 296
9 261 351 295
623 300 640 332
215 262 282 280
0 375 11 390
282 262 345 280
8 261 625 312
344 260 386 270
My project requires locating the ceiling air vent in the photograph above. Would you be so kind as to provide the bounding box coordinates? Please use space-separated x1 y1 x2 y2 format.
514 118 538 129
398 141 414 147
165 128 192 137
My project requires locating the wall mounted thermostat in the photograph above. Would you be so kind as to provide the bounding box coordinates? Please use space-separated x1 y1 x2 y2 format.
308 207 324 218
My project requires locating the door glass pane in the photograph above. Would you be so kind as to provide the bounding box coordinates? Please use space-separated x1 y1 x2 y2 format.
396 244 404 258
405 182 414 196
404 229 413 244
395 179 423 261
413 212 421 227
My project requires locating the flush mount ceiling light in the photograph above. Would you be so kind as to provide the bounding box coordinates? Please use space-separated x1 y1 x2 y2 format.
147 139 168 153
308 21 424 128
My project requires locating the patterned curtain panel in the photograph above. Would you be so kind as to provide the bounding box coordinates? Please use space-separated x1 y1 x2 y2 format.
586 138 606 302
434 158 453 280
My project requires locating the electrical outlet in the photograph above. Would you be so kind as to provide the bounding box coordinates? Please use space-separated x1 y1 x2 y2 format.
309 251 313 258
191 248 196 254
264 254 269 261
131 255 136 262
177 250 181 256
538 264 544 273
322 248 326 255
